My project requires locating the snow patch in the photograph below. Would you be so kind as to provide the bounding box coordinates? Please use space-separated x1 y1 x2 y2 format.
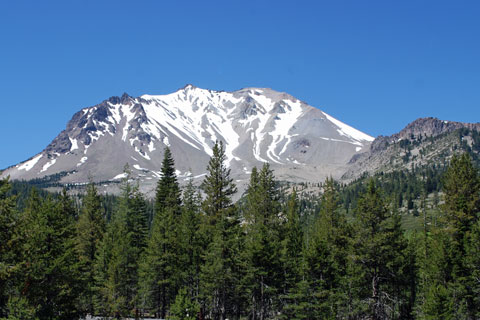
18 154 42 171
69 138 78 151
133 164 149 171
41 159 56 173
148 141 156 152
162 136 170 147
112 173 128 180
77 157 88 167
323 112 374 142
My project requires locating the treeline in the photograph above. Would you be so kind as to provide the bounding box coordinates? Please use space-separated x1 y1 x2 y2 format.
1 143 480 319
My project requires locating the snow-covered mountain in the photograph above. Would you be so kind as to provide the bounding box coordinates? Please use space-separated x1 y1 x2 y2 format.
2 85 374 195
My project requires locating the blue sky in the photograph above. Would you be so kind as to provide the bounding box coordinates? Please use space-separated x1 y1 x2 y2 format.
1 0 479 169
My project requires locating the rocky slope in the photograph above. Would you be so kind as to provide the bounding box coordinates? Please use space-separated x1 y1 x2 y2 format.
343 117 480 180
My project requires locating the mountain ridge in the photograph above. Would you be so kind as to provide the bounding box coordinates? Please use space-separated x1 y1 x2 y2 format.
344 117 480 180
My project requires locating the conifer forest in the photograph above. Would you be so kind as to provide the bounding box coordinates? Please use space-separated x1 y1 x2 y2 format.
1 141 480 320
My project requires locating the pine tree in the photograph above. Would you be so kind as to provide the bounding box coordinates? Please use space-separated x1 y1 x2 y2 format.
201 141 237 229
139 148 182 318
178 178 202 302
94 167 149 317
75 181 105 314
127 185 149 318
199 141 242 320
280 189 304 317
420 153 480 318
0 178 18 318
94 203 130 317
155 147 181 211
170 287 201 320
443 153 480 234
282 189 303 289
243 163 283 320
289 177 350 319
465 219 480 319
16 189 81 319
348 179 412 320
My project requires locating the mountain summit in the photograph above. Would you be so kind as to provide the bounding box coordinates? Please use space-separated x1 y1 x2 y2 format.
2 86 374 194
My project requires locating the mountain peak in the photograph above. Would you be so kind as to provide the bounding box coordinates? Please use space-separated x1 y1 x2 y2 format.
181 83 198 90
2 86 374 196
396 117 480 141
107 93 132 105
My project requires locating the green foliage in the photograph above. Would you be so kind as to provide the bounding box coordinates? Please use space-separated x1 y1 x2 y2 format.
14 189 82 319
1 149 480 319
75 182 105 314
0 178 18 318
298 177 350 318
94 167 149 317
201 141 237 227
199 141 243 319
242 163 283 319
139 148 183 318
170 287 200 320
417 153 480 319
348 179 414 319
442 153 480 234
177 178 203 302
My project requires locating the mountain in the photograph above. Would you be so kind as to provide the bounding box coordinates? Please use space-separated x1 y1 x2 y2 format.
1 85 374 195
343 117 480 180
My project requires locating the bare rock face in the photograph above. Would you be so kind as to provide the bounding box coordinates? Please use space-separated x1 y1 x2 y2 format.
343 117 480 180
2 86 374 195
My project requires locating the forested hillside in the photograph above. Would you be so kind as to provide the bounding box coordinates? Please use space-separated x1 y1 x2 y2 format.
1 142 480 319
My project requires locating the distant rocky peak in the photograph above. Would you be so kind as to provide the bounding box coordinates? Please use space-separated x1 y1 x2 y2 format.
107 92 132 105
397 117 480 140
370 117 480 153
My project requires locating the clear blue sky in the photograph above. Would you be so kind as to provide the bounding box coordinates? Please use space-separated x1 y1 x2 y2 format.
1 0 479 169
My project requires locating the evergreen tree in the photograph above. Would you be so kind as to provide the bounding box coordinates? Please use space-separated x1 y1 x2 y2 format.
419 153 480 318
94 168 148 317
465 219 480 319
280 189 304 315
0 178 18 318
127 186 149 318
75 182 105 314
199 141 242 320
155 147 181 211
16 189 81 319
242 163 283 320
201 141 237 229
170 287 201 320
94 203 130 317
290 177 350 319
139 148 182 318
348 179 412 320
178 178 202 302
443 153 480 234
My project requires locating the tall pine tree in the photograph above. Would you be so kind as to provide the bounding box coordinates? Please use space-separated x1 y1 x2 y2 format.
16 189 81 319
75 181 105 315
348 179 412 320
0 178 18 318
199 141 243 320
243 163 283 320
94 166 149 317
420 153 480 318
139 147 182 318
